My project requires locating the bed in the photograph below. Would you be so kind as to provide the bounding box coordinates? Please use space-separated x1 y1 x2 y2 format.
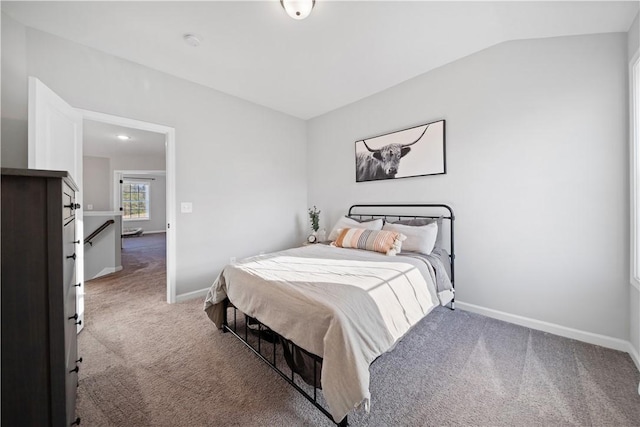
204 204 455 425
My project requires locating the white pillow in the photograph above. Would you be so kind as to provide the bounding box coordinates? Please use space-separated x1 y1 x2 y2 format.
382 221 438 254
328 217 384 241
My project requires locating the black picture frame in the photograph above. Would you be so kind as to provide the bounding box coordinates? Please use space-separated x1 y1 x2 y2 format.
354 119 446 182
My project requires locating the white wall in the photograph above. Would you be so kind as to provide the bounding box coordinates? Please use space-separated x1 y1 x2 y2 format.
1 12 27 167
110 153 165 174
83 156 111 211
628 12 640 363
629 13 639 61
109 152 165 211
83 213 122 281
632 289 639 360
83 154 166 230
308 33 629 341
1 13 308 296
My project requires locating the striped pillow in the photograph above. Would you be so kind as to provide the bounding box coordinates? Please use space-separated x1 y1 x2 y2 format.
333 228 406 256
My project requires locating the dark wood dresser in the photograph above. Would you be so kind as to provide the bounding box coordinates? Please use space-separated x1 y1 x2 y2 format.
2 168 82 426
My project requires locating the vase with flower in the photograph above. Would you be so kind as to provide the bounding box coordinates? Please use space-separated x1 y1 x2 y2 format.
307 206 322 243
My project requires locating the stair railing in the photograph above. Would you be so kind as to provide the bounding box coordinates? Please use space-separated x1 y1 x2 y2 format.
84 219 115 246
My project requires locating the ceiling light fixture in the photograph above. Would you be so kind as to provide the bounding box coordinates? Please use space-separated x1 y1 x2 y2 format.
117 135 131 141
280 0 315 20
183 33 202 47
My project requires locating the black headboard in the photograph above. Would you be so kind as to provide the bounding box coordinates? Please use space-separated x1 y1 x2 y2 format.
347 204 455 289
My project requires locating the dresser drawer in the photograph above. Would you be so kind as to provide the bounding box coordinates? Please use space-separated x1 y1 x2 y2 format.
65 310 78 368
65 283 79 426
65 284 78 325
65 329 79 427
63 182 76 221
64 284 78 361
62 182 77 299
63 218 76 292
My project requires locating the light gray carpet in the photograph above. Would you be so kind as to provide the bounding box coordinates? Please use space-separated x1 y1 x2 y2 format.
77 234 640 426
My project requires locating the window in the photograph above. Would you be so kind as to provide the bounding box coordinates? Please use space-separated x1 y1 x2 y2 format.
122 181 150 221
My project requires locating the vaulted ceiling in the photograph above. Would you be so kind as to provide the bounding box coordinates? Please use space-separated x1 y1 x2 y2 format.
3 1 638 119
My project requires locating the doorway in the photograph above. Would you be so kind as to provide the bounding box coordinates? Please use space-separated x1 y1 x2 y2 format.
79 109 177 303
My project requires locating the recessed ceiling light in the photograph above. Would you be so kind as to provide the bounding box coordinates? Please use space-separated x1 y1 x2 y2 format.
117 135 131 141
183 33 202 47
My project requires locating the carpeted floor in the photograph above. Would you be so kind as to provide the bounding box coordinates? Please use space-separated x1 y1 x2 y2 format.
77 234 640 426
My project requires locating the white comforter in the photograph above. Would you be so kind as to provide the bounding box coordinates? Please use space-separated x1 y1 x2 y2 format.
204 244 452 422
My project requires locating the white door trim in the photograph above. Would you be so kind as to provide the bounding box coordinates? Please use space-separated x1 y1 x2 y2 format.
630 50 640 291
78 109 177 304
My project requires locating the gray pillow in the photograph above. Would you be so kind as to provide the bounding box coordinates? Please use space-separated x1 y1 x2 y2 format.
328 216 384 241
392 216 443 248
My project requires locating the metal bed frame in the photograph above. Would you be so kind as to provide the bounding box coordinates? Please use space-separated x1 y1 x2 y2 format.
221 204 455 426
347 204 455 309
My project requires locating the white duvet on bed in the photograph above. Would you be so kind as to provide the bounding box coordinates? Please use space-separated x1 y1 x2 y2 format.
204 244 452 422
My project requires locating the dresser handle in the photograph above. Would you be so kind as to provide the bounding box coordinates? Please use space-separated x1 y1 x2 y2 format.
71 417 81 426
75 320 82 326
69 366 79 374
68 313 78 321
64 203 75 210
74 283 81 288
75 203 81 209
76 357 83 364
73 240 80 244
66 253 76 260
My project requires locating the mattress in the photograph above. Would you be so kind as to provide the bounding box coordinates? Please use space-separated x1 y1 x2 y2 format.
204 244 453 421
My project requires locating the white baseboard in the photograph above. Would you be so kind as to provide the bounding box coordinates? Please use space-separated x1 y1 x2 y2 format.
456 301 631 354
176 287 209 303
142 230 166 235
628 342 640 372
91 265 123 280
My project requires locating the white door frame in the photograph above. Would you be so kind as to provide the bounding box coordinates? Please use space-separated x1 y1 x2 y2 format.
78 109 178 304
631 50 640 291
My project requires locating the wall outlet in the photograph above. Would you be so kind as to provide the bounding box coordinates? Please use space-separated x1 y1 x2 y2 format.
181 202 193 213
87 204 93 210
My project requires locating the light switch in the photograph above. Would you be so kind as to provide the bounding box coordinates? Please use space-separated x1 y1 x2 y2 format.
181 202 193 213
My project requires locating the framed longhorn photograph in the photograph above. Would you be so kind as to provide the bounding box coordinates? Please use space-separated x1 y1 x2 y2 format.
355 119 446 182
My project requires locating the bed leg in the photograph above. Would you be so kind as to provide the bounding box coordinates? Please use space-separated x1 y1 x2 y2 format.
222 299 229 333
450 299 456 311
336 416 348 427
